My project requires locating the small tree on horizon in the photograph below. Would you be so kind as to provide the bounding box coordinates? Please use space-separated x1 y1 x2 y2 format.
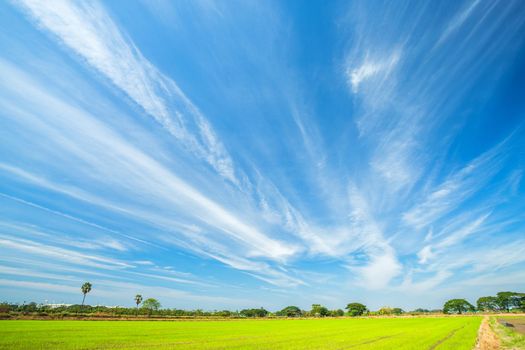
310 304 329 317
443 299 475 314
346 303 367 317
278 306 302 317
134 294 143 315
81 282 92 307
142 298 161 316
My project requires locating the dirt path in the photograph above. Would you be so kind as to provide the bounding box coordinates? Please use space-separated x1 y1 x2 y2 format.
475 316 500 350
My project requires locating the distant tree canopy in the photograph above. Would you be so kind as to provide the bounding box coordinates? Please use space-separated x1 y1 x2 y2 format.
346 303 367 317
331 309 345 317
80 282 92 306
277 306 302 317
240 308 268 318
134 294 143 308
412 308 430 313
443 299 475 314
392 308 403 315
496 292 524 312
377 307 403 315
476 296 498 311
142 298 161 313
2 290 524 319
310 304 330 317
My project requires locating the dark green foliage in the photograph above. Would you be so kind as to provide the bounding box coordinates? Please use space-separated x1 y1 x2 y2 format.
496 291 523 312
310 304 329 317
392 308 403 315
2 289 522 319
134 295 143 308
412 308 430 313
331 309 345 317
239 308 268 318
276 306 302 317
346 303 367 316
81 282 92 306
443 299 475 314
476 296 498 311
142 298 161 315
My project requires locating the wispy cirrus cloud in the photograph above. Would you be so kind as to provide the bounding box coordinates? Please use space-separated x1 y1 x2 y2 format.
0 59 300 286
0 0 524 310
403 141 508 230
13 0 238 185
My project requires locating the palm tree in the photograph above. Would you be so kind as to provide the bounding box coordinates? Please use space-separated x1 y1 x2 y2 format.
81 282 92 307
134 294 143 315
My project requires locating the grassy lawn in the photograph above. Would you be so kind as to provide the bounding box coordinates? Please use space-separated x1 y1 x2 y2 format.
0 317 481 349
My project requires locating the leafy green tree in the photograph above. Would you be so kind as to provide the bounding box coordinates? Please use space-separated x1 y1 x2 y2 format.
378 307 394 315
346 303 367 316
310 304 329 317
134 294 143 315
142 298 161 315
278 306 302 317
215 310 232 317
496 292 522 312
413 308 430 313
240 308 268 317
477 296 498 312
331 309 345 317
443 299 475 314
0 303 10 313
392 308 403 315
81 282 92 307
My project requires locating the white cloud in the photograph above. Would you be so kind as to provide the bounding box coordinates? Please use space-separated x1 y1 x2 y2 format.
347 50 401 94
0 60 300 286
344 186 402 289
403 142 506 229
356 250 402 289
14 0 238 185
435 213 490 249
435 0 482 47
398 270 452 293
417 245 434 264
0 236 132 270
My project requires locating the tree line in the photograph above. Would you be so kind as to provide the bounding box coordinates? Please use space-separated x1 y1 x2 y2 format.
443 292 525 314
1 282 523 318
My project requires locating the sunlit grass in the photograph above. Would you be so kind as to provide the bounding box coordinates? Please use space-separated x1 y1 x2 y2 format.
0 317 481 350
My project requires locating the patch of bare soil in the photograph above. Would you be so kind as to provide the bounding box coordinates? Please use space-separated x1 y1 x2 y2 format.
475 317 500 350
498 318 525 335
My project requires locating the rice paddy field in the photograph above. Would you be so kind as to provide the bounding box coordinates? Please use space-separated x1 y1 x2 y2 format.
0 317 481 350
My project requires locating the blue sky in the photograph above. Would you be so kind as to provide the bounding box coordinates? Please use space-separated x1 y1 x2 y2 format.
0 0 524 311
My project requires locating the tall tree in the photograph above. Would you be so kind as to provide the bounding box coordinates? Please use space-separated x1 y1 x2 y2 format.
443 299 475 314
476 296 498 312
346 303 367 317
496 292 521 312
134 294 143 315
141 298 161 316
278 306 302 317
239 308 268 318
80 282 92 307
310 304 329 317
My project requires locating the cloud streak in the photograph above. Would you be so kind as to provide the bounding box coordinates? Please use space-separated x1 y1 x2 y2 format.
0 0 523 309
14 0 238 185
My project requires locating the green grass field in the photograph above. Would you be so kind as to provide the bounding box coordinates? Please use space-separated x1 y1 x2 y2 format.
0 317 481 350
